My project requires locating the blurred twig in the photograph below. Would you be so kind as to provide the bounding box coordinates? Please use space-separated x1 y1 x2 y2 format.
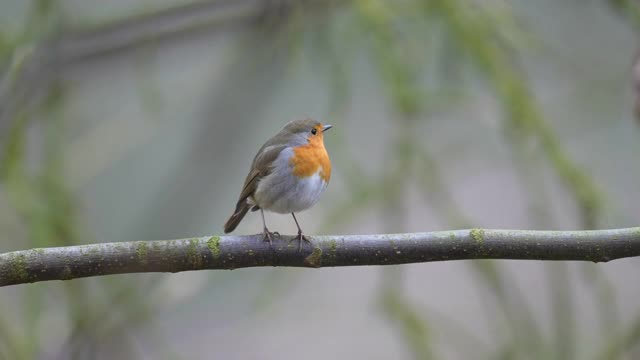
378 275 435 360
471 260 547 359
548 262 575 360
0 0 343 144
607 0 640 26
427 0 604 229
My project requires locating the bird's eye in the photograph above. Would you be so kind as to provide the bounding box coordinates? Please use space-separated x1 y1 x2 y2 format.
311 128 317 135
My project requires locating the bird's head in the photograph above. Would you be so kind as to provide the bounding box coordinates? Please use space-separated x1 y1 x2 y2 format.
282 118 332 147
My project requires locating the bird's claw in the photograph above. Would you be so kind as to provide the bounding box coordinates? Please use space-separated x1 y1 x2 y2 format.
289 231 310 252
262 228 280 246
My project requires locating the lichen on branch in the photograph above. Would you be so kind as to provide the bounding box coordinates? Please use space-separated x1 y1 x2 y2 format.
1 227 639 287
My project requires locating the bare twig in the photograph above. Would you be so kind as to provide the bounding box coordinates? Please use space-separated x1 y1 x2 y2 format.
1 227 639 287
0 0 309 139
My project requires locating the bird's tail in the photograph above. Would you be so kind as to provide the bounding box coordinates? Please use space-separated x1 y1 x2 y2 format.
224 201 250 233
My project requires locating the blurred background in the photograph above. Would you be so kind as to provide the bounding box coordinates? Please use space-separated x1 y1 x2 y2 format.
1 0 640 359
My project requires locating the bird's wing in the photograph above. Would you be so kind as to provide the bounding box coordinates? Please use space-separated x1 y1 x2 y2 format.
236 144 287 206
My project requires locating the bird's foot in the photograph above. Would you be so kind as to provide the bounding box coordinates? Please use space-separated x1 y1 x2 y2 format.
262 228 280 245
289 230 310 252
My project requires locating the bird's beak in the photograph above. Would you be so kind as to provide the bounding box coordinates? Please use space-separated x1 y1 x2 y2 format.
322 125 333 132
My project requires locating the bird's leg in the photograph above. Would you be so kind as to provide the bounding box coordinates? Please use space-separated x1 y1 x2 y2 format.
260 209 279 245
290 213 309 251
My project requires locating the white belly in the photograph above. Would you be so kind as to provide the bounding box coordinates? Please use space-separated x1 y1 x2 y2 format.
252 148 328 214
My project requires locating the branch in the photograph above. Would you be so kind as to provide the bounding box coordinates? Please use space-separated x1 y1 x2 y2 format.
1 227 639 287
0 0 267 138
3 0 342 141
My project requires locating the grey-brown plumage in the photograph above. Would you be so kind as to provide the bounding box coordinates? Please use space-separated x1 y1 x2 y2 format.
223 119 323 234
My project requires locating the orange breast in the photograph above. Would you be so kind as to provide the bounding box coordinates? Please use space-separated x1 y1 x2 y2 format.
290 141 331 182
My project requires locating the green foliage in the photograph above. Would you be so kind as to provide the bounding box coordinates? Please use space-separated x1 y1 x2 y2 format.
379 282 435 359
0 3 164 358
0 0 636 358
307 0 621 358
608 0 640 26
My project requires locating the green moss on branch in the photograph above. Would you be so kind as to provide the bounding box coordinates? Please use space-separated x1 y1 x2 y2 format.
1 228 639 287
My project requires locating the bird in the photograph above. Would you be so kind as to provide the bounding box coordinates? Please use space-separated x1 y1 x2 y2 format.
224 118 332 247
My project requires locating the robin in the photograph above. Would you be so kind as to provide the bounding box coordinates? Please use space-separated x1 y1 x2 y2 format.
223 118 333 246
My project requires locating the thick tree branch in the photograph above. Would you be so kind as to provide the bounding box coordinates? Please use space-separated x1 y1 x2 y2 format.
1 227 639 287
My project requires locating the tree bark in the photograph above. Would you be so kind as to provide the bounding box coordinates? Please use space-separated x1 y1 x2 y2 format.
1 227 639 287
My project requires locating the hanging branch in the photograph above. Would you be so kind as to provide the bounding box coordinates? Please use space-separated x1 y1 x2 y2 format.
1 227 639 287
